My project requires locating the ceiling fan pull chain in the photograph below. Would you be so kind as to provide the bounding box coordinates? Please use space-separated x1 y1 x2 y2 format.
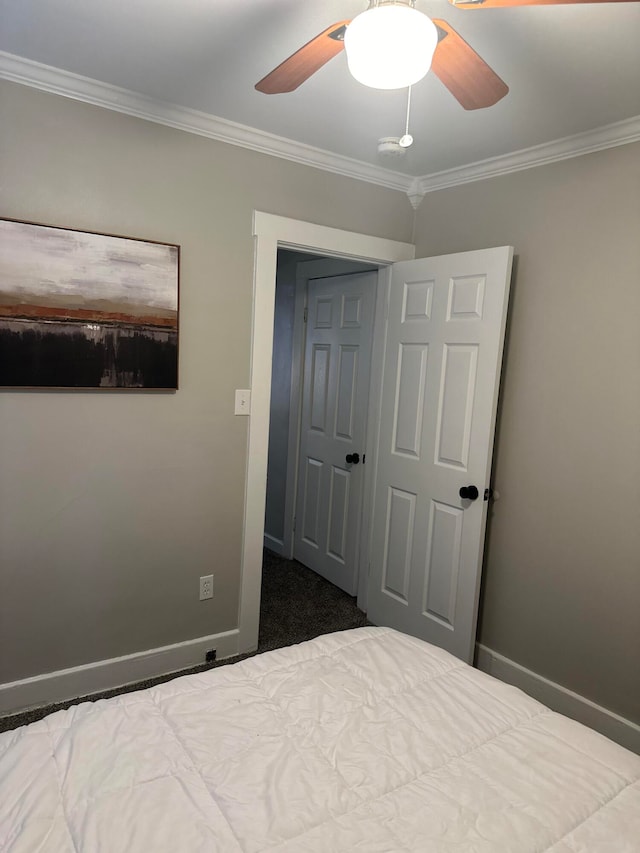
399 85 413 148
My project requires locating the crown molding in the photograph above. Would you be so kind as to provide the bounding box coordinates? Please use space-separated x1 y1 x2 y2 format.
2 51 638 208
0 50 413 196
412 115 640 198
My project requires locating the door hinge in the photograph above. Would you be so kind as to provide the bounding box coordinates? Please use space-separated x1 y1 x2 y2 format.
303 307 308 323
293 515 297 532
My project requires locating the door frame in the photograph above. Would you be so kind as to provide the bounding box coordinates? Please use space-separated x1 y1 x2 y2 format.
238 211 414 654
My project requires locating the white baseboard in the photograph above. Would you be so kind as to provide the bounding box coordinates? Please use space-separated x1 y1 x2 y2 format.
475 643 640 754
0 629 240 717
263 533 285 556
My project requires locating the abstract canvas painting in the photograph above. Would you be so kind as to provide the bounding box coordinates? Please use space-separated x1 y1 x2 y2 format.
0 219 179 389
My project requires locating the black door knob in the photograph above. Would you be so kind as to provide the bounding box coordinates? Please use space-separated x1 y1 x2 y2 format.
346 452 360 465
459 485 479 501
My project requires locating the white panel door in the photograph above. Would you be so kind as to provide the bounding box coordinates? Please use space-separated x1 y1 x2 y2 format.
294 272 376 595
367 248 513 662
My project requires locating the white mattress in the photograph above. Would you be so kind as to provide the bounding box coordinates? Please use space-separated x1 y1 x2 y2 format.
1 627 638 852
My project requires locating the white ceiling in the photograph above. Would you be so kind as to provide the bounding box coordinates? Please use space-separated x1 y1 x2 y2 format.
1 0 639 182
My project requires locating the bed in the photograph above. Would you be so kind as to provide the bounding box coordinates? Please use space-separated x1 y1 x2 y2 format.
1 627 638 852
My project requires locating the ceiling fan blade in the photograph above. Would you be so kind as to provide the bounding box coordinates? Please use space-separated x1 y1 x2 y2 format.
431 20 509 110
449 0 635 8
256 21 350 94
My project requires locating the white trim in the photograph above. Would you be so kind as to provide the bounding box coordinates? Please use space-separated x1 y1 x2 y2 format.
413 116 640 196
263 533 285 556
0 629 240 716
476 643 640 755
406 181 427 210
252 212 415 263
0 50 412 195
3 50 637 204
238 213 414 654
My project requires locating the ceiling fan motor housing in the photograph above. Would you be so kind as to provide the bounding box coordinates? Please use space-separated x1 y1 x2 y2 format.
367 0 416 10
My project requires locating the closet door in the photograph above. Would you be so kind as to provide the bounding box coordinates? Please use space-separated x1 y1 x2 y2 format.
294 271 376 595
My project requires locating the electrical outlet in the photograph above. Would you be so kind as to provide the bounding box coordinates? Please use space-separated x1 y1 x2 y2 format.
199 574 213 600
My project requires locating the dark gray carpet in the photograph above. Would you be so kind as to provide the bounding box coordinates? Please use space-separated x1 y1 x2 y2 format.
0 551 370 733
258 548 369 651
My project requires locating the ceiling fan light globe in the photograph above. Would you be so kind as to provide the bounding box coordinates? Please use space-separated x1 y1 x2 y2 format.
344 5 438 90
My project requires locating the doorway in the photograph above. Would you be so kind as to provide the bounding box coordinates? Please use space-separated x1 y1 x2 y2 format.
237 212 415 655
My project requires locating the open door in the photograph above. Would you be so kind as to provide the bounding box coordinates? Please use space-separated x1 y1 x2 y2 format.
367 247 513 662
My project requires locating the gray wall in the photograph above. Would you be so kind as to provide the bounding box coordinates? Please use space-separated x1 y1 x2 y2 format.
0 80 414 684
414 143 640 723
2 78 638 726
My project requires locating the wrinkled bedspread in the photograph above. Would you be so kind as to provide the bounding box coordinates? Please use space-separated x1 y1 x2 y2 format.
1 627 639 852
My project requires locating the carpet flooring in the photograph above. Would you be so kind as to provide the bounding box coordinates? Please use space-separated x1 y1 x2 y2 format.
0 551 370 733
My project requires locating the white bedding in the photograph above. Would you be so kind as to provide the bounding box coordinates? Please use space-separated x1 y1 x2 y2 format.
1 627 638 852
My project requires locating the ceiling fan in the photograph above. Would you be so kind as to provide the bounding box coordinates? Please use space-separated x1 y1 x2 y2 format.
256 0 636 111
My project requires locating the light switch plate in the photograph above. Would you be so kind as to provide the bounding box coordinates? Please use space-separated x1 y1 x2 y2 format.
234 389 251 415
